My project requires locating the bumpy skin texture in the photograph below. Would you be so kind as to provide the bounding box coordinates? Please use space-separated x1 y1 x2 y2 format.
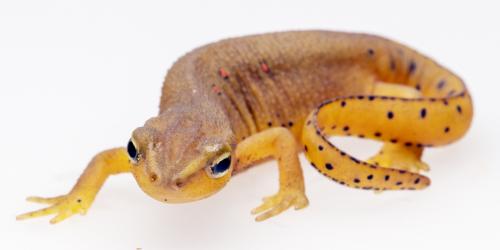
17 31 473 223
162 30 472 187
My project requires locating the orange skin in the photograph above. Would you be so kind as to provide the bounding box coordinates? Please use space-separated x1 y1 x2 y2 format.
17 31 472 223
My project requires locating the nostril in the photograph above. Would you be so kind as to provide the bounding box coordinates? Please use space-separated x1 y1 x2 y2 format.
170 179 186 190
175 180 184 188
150 173 158 182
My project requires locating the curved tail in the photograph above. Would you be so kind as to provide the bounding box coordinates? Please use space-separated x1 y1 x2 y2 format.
301 89 472 190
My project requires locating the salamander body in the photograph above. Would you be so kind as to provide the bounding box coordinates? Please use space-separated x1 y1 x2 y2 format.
17 31 472 223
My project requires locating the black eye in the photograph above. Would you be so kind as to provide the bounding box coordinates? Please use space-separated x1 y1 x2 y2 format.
127 139 138 163
209 155 231 178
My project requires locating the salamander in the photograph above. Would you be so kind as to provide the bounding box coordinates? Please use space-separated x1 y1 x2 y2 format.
17 30 473 223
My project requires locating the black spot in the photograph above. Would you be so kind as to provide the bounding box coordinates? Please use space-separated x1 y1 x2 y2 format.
354 178 360 183
443 100 449 106
414 178 421 184
267 121 273 127
415 84 421 91
399 170 406 174
374 132 382 137
350 157 360 164
416 143 423 148
358 134 365 138
368 96 376 101
340 151 346 156
408 61 417 74
437 80 446 89
367 174 373 180
77 199 82 203
311 162 317 168
405 142 413 147
367 48 375 56
387 111 394 119
390 139 398 143
396 181 403 186
444 127 450 133
457 105 462 114
288 121 294 127
385 175 390 181
357 96 365 100
318 145 324 151
343 126 350 131
341 101 346 107
304 145 308 152
420 108 427 118
325 163 334 170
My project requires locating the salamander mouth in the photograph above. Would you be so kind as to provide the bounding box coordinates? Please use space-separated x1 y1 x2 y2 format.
131 162 230 204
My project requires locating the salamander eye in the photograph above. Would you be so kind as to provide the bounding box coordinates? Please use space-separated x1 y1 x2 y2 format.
206 153 231 178
127 139 139 163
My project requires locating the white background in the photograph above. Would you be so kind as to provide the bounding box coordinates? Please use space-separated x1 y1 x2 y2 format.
1 0 499 249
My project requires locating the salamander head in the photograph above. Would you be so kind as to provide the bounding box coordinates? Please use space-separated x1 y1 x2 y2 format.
127 105 234 203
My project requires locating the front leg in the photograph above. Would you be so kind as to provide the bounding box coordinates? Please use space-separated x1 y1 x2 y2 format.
234 127 309 221
17 148 131 224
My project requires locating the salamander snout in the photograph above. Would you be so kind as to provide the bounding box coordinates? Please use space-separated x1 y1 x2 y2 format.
126 111 235 203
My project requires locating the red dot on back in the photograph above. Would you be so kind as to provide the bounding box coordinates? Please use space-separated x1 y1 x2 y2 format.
260 63 270 73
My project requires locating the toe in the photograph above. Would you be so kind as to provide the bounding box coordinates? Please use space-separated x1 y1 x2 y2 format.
50 210 74 224
27 195 66 205
251 196 277 215
293 196 309 210
16 204 59 220
255 199 292 222
416 161 430 172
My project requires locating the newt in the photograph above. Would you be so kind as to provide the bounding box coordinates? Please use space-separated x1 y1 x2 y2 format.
17 30 473 223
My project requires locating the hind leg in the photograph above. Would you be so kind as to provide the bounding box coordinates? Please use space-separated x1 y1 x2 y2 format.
366 82 429 173
367 143 429 173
